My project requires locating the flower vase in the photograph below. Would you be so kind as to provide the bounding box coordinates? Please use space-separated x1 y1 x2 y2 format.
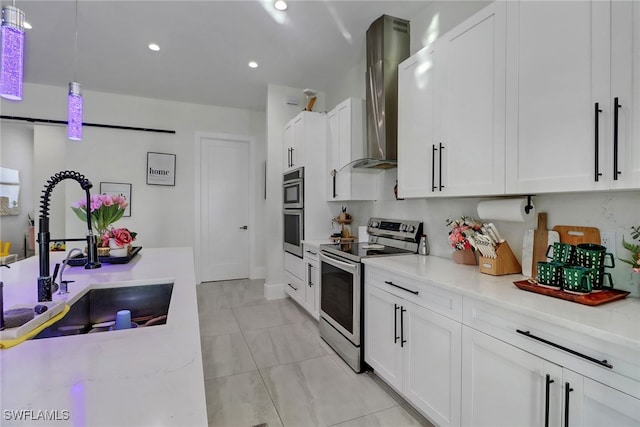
452 248 477 265
108 238 130 258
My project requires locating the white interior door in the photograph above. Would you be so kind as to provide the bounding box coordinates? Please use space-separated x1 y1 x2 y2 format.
200 136 250 281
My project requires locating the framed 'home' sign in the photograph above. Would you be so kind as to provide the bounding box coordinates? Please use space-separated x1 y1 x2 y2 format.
147 152 176 186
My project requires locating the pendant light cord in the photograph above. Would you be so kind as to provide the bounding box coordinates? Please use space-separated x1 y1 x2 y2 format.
73 0 78 82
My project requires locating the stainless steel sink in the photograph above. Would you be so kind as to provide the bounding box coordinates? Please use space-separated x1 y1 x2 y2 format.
32 283 173 339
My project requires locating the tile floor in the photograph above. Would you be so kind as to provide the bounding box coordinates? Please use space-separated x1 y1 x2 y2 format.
197 278 434 427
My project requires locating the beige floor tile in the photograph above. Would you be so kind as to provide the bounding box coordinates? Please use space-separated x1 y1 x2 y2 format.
200 332 257 379
329 405 434 427
233 298 308 332
198 307 241 337
205 370 283 427
261 355 398 427
244 322 330 368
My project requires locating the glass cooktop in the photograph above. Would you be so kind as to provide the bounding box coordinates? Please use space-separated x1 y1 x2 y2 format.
320 242 415 263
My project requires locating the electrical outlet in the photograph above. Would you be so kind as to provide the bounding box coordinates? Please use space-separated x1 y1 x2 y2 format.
601 232 616 257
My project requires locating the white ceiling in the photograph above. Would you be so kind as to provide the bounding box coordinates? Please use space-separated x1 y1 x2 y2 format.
17 0 430 111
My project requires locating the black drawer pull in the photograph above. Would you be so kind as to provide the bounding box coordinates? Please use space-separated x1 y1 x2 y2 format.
287 283 298 291
384 280 419 295
516 329 612 369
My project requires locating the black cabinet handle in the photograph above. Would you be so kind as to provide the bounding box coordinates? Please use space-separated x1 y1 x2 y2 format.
307 264 312 287
431 144 437 192
394 304 399 344
614 97 621 180
331 169 337 198
384 280 419 295
594 103 603 182
305 250 317 256
400 306 407 347
290 147 295 167
564 382 574 427
287 283 298 291
438 142 445 191
545 374 554 427
516 330 612 368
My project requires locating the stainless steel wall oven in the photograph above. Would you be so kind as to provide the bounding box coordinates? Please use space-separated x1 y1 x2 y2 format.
283 167 304 257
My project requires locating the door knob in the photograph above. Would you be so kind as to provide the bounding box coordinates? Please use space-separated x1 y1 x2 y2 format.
239 225 248 230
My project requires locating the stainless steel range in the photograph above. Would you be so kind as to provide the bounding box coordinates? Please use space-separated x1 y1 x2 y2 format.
319 217 423 373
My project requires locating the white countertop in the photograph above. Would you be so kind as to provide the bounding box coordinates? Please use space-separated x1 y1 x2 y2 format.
363 255 640 351
0 247 207 426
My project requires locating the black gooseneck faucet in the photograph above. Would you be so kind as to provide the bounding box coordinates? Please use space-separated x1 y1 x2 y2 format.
37 171 101 302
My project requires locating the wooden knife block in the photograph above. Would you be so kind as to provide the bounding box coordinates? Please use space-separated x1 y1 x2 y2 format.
479 241 522 276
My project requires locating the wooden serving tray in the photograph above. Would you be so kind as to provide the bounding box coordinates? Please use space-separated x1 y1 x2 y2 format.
513 280 629 306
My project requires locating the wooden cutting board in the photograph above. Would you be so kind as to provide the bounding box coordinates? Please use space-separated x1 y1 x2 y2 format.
522 212 560 277
532 213 551 271
552 225 601 245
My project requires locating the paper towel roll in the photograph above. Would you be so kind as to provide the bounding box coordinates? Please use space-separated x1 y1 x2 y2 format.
477 198 534 222
358 226 369 242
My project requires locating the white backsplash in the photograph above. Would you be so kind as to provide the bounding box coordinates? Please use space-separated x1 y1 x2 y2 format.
340 180 640 297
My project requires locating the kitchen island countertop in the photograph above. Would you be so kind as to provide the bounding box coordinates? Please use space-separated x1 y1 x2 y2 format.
0 247 207 426
363 254 640 351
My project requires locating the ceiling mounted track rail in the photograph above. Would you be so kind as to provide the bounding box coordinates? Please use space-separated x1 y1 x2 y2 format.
0 115 176 134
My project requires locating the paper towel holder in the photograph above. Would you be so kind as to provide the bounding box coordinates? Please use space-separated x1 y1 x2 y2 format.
524 195 535 215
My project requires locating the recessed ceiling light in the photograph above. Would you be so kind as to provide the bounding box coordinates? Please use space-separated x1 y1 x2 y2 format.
24 21 32 30
248 61 258 68
274 0 287 11
148 43 160 52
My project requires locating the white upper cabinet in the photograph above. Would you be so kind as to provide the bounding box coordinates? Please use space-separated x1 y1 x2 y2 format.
611 1 640 189
397 1 506 198
437 1 506 197
505 1 611 193
326 98 378 201
397 41 440 198
284 114 305 172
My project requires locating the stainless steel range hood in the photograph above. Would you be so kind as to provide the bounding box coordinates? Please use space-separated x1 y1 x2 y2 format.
351 15 409 171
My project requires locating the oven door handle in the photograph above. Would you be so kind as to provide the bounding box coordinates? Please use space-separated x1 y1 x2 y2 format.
320 253 358 272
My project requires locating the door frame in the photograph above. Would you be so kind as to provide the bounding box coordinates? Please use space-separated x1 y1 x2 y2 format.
194 131 256 284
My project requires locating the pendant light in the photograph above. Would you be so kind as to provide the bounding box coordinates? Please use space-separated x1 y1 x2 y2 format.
68 0 82 141
0 3 25 100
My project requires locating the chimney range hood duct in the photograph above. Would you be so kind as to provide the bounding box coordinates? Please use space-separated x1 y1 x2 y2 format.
350 15 409 171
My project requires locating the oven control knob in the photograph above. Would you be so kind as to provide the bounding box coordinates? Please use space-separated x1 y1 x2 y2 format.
370 220 379 228
408 225 415 233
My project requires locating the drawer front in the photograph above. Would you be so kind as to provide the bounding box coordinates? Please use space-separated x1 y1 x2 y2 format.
284 270 304 303
366 265 462 322
303 246 320 263
463 297 640 399
285 251 305 279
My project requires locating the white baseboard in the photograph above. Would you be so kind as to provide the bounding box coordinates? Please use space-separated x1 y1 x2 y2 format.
264 282 286 300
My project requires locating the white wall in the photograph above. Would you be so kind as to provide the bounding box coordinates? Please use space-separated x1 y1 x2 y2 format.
1 82 267 281
0 122 34 258
324 1 640 297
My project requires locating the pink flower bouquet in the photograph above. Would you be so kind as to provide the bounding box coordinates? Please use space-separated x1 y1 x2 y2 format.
446 216 483 251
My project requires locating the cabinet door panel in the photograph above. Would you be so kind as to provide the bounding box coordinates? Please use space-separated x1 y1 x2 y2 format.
397 44 439 198
564 368 640 427
440 1 506 196
364 284 403 391
505 1 610 193
404 301 461 427
462 327 559 426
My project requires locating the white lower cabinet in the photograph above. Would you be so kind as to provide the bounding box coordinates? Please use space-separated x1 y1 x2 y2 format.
302 245 320 319
365 282 462 427
284 252 304 304
461 326 640 427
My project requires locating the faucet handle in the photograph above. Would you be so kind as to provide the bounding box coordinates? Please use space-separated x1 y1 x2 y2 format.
58 280 74 295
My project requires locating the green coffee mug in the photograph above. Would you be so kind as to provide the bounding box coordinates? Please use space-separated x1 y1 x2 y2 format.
575 243 615 269
562 266 593 294
546 242 576 264
537 261 564 288
589 268 614 292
